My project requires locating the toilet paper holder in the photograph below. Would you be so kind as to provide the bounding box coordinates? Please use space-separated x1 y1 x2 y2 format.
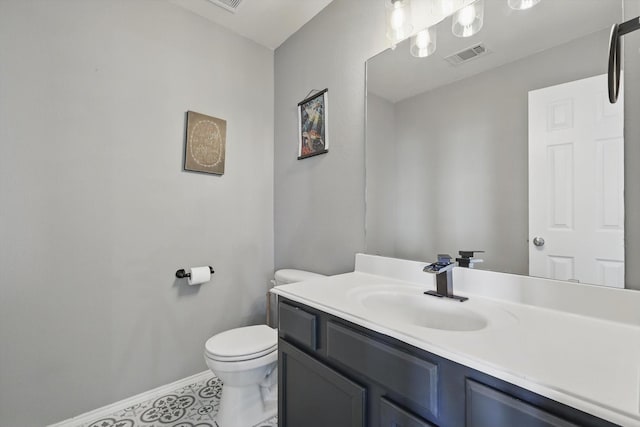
175 266 215 279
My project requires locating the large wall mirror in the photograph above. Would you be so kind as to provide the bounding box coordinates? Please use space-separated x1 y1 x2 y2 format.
365 0 629 288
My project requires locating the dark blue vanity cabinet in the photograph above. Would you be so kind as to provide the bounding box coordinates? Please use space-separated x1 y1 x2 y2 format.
277 298 619 427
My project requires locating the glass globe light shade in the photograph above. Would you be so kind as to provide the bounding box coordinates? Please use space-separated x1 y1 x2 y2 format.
508 0 541 10
385 0 413 44
452 0 484 38
410 27 437 58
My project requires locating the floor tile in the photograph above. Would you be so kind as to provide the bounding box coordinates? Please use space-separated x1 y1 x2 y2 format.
79 374 277 427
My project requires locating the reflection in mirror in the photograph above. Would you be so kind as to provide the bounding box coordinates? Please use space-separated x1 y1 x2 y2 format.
365 0 626 288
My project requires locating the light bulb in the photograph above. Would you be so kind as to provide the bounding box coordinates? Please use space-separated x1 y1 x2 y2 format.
390 6 406 30
410 27 436 58
452 0 484 38
415 30 430 48
456 4 476 27
385 0 413 43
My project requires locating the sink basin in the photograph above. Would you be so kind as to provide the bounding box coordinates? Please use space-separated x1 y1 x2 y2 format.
349 285 488 331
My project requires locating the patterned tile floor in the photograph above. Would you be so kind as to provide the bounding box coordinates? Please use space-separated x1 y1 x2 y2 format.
80 374 277 427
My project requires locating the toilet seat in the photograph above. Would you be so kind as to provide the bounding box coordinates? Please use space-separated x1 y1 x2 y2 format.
205 347 277 374
205 325 277 362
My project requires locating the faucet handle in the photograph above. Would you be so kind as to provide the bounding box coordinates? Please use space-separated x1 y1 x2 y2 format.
437 253 453 264
456 250 484 268
458 250 484 258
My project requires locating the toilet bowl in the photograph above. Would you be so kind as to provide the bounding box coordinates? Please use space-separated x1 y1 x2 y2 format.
204 269 325 427
204 325 278 427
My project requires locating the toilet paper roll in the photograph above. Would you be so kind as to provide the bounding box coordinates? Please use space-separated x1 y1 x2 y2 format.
187 266 211 286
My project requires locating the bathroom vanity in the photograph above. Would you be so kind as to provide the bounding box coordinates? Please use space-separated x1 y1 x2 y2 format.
271 254 640 427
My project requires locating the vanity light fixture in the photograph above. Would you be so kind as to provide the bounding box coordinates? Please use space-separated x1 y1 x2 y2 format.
507 0 541 11
452 0 484 38
386 0 413 44
410 27 437 57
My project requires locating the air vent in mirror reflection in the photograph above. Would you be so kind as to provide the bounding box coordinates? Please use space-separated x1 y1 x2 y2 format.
206 0 243 13
445 43 489 65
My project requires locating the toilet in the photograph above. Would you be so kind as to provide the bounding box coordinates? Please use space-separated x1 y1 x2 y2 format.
204 269 325 427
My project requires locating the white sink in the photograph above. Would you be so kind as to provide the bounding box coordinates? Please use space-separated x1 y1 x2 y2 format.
348 284 507 332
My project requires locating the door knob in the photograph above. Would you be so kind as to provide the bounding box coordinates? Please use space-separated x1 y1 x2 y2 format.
533 237 545 247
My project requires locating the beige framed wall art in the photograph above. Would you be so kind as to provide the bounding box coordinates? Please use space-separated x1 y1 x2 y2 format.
184 111 226 175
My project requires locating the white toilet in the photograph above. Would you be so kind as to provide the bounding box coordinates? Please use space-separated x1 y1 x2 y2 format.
204 269 325 427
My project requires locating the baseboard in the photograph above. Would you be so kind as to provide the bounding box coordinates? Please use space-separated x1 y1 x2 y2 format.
48 370 213 427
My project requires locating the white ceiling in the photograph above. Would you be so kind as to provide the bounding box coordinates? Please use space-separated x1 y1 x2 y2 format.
368 0 622 103
170 0 335 50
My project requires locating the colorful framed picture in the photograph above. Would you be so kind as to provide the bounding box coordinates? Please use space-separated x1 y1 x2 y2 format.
184 111 226 175
298 88 328 159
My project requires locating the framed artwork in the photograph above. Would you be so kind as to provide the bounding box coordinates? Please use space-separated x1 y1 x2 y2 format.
298 88 328 159
184 111 226 175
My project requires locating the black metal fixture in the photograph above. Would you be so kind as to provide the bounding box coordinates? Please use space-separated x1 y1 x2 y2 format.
608 16 640 103
175 266 215 279
423 254 468 302
455 250 484 268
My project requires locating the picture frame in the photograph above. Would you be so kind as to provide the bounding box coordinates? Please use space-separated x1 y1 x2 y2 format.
298 88 328 159
184 111 226 175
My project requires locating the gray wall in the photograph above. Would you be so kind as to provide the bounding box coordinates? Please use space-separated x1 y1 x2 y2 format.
0 1 274 425
274 0 388 275
365 93 398 258
368 30 610 275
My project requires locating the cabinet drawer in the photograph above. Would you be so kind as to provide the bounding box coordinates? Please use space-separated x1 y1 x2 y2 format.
326 321 438 417
380 397 436 427
466 380 579 427
278 302 318 350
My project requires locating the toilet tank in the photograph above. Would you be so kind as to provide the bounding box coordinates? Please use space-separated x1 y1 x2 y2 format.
274 269 326 286
268 269 326 328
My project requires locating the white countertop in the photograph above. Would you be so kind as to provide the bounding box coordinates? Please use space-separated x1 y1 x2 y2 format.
271 254 640 427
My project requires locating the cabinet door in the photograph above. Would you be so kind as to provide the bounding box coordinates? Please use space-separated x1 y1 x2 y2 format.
279 339 366 427
466 380 579 427
380 397 437 427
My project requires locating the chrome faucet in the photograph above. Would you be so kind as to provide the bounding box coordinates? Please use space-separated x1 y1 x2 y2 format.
423 253 469 302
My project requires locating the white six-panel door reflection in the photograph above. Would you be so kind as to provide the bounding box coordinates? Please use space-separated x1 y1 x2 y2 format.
528 74 624 288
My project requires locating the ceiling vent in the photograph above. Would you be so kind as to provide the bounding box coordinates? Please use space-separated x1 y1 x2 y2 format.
444 43 489 66
207 0 243 13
